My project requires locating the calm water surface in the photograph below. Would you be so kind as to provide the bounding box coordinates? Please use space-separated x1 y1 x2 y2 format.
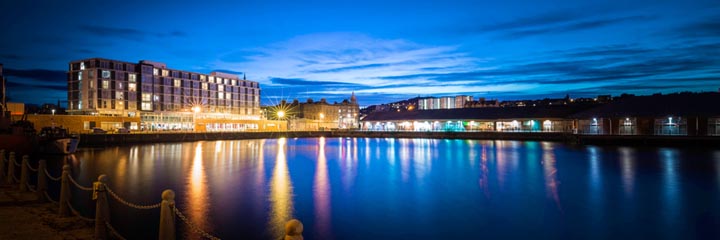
48 138 720 239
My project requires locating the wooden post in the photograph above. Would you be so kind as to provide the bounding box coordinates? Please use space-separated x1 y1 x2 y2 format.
58 164 71 216
37 160 47 201
94 174 110 240
158 189 176 240
19 155 29 191
285 219 304 240
0 150 5 179
7 152 15 183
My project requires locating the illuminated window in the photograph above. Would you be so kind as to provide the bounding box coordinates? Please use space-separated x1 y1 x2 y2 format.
226 93 231 99
142 93 151 101
162 69 169 77
202 83 208 90
153 68 159 75
102 80 109 89
116 92 124 100
89 80 94 88
102 70 110 79
200 75 206 81
128 74 136 82
209 76 215 82
141 102 152 110
118 83 123 89
80 62 85 70
174 79 181 87
218 85 224 92
218 92 224 99
231 80 236 85
78 72 83 80
128 83 136 92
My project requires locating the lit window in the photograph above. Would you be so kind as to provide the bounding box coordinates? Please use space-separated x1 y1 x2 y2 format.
226 93 231 99
128 83 136 92
141 102 152 110
142 93 151 101
162 69 169 77
218 85 224 92
231 80 236 85
128 74 136 82
89 80 94 88
78 72 83 80
102 80 109 89
118 83 123 89
174 79 181 87
200 75 206 81
102 70 110 79
202 83 208 90
153 68 159 75
80 62 85 70
218 92 224 99
209 76 215 82
116 92 124 100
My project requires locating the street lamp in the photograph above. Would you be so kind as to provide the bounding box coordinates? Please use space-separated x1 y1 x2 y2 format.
319 113 325 130
277 110 285 119
51 109 55 115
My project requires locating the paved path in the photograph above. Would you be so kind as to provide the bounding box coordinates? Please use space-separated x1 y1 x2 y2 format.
0 182 94 240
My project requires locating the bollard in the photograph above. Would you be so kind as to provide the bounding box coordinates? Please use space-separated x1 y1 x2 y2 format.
19 155 29 191
284 219 304 240
7 152 15 183
0 149 5 179
58 164 71 216
36 160 48 201
158 189 176 240
94 174 110 240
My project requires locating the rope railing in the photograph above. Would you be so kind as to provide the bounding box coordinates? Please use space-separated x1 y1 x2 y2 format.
44 191 59 204
105 222 128 240
26 182 37 193
44 168 61 181
105 186 162 210
67 175 93 191
25 160 38 172
174 206 222 240
67 202 95 222
12 157 21 167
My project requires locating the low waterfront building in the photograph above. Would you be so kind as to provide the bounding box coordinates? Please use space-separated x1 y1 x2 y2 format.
67 58 262 132
266 93 360 130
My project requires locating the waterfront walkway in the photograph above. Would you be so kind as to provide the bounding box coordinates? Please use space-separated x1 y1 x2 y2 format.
0 182 93 239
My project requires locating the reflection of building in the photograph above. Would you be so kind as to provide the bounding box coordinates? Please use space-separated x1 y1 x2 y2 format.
67 58 262 131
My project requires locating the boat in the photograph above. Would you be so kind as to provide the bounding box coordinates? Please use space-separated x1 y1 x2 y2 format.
0 117 36 155
37 126 80 154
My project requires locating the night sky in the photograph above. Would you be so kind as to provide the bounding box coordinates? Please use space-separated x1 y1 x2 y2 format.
1 0 719 106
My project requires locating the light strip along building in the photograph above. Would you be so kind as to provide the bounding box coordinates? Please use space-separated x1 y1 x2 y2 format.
67 58 261 131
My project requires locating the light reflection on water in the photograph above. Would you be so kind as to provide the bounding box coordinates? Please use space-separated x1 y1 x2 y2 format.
56 138 720 239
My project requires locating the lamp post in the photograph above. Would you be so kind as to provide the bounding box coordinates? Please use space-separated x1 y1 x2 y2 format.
319 113 325 131
51 109 55 115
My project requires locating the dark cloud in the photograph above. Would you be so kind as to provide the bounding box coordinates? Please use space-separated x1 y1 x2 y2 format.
501 15 653 39
677 18 720 38
4 68 66 84
78 25 187 41
270 77 364 87
5 80 66 92
311 63 391 73
212 69 244 76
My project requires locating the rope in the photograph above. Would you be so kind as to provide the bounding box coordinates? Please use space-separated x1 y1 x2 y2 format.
174 206 222 240
44 169 61 181
105 186 161 210
13 158 21 167
67 175 93 191
67 202 95 222
26 182 37 193
25 161 38 172
105 222 128 240
44 191 59 204
12 174 20 183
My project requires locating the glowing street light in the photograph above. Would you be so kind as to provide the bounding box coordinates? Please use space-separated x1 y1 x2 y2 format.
277 110 286 119
51 109 55 115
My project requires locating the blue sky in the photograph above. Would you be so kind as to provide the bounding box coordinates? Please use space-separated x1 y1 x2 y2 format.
1 0 719 106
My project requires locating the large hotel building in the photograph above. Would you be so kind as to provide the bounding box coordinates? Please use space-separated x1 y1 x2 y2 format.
67 58 262 131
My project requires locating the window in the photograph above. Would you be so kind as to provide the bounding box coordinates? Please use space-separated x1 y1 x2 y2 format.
200 75 206 81
162 69 169 77
153 68 159 76
118 82 123 90
174 79 181 87
89 80 94 88
116 92 124 100
80 62 85 70
226 93 231 100
218 92 224 99
78 72 83 80
142 93 151 101
218 85 224 92
231 80 236 85
102 80 109 89
102 70 111 79
128 74 136 82
141 102 152 110
128 83 136 92
202 83 208 90
209 76 215 82
89 70 94 78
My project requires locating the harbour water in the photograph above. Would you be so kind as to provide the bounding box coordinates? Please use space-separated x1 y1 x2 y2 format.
47 137 720 239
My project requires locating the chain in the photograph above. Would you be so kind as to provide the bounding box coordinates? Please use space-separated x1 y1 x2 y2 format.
105 186 161 210
105 221 128 240
26 182 37 192
25 161 38 172
174 206 222 240
44 169 61 181
67 175 93 191
67 202 95 222
44 191 59 204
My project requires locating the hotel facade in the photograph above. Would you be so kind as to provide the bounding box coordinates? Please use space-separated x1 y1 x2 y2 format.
67 58 263 131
